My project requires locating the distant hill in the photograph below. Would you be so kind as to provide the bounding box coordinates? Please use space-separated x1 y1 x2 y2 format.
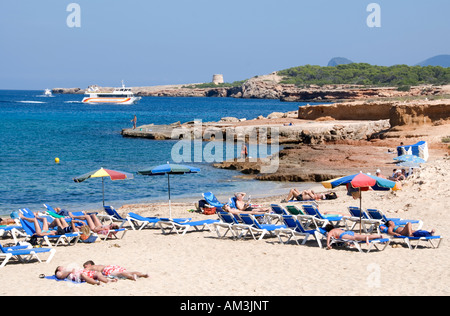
416 55 450 67
327 57 354 67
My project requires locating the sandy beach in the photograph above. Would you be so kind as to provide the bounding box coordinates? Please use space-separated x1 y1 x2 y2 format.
0 156 448 297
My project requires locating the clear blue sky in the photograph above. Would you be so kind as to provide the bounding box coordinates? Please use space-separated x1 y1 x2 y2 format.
0 0 449 89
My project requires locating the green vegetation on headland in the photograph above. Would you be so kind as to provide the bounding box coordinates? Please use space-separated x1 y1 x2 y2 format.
278 63 450 87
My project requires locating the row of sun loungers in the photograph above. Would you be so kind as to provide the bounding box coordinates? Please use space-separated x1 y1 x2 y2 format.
0 197 443 267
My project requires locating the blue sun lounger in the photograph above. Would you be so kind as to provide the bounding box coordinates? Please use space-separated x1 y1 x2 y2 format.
0 243 56 268
366 208 423 229
302 204 344 226
379 226 442 250
212 211 251 239
98 206 128 228
328 235 391 253
202 192 225 208
238 213 286 241
158 218 219 236
126 212 162 230
275 215 324 248
19 218 80 247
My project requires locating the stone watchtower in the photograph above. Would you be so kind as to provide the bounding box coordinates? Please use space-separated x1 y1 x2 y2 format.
212 74 224 85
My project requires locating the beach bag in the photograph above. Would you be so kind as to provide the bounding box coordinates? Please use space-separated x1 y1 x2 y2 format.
325 192 337 200
10 211 20 220
203 206 216 215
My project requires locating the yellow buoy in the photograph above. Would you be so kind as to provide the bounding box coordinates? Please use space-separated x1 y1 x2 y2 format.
55 157 60 164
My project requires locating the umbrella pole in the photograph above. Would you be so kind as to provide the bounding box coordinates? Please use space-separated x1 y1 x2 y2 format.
359 188 362 234
168 174 172 219
102 177 105 207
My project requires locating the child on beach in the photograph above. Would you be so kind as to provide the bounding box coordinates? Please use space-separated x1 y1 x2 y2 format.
83 260 149 281
54 266 117 285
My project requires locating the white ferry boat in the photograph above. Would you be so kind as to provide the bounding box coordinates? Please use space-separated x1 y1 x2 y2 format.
44 89 53 97
82 81 141 105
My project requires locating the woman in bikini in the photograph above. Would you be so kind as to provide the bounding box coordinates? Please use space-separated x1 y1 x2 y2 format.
69 212 119 235
324 224 383 250
382 221 435 238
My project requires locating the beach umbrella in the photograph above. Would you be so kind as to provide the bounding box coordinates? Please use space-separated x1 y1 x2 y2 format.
396 161 421 168
73 167 134 206
393 154 426 163
322 172 400 233
137 162 200 219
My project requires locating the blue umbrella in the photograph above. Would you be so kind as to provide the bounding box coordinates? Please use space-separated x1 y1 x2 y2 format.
137 162 200 218
393 154 426 163
396 161 421 168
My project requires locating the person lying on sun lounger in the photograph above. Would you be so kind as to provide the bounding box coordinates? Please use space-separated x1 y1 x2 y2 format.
222 204 268 215
20 213 84 235
234 192 270 213
381 221 435 238
282 188 337 203
69 212 120 235
324 224 383 250
0 217 16 225
54 266 117 285
83 260 149 281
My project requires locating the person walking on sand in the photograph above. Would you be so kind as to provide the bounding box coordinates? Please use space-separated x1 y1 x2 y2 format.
131 114 137 129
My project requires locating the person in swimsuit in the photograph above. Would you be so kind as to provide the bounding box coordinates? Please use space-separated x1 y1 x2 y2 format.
69 212 120 235
0 217 16 225
83 260 149 281
324 224 383 250
381 221 435 238
234 192 269 213
222 204 268 216
54 266 116 285
19 214 58 237
283 188 326 203
19 213 84 236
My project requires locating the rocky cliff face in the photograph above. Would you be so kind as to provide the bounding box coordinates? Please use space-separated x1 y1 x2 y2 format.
297 99 450 127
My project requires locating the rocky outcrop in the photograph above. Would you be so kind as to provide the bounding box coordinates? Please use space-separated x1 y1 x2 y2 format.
389 102 450 126
52 76 449 102
298 99 450 127
52 87 83 94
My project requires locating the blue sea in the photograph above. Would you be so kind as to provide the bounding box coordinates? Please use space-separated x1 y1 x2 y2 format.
0 90 315 215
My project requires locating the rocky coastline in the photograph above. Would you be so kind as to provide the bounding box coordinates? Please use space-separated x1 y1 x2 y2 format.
54 74 450 183
51 72 450 103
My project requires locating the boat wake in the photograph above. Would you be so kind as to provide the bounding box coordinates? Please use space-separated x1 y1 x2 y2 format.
16 100 46 104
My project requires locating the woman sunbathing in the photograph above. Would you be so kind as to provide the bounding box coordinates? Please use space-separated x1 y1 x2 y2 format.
83 260 149 281
54 266 116 285
324 224 383 250
69 212 119 235
282 188 334 202
381 221 435 238
234 192 270 213
222 204 268 215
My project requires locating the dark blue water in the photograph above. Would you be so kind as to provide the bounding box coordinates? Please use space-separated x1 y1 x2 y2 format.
0 90 314 215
